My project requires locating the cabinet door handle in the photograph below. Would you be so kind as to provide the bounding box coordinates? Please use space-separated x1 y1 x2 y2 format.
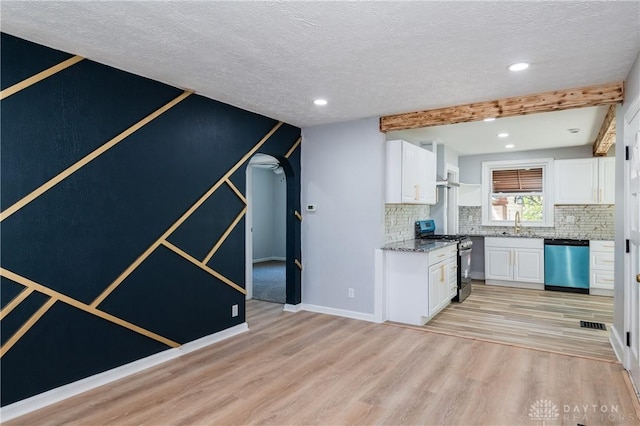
593 188 597 202
440 264 444 282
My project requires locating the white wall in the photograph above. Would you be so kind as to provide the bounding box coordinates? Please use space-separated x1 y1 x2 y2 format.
458 145 595 184
615 50 640 342
431 144 460 233
301 118 385 314
251 167 286 261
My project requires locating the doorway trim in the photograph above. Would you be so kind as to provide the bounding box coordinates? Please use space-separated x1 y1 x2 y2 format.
245 152 301 307
245 154 283 301
622 95 640 393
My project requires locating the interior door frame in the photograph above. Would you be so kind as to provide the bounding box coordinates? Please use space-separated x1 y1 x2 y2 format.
245 155 283 302
245 153 300 307
245 163 256 300
623 95 640 392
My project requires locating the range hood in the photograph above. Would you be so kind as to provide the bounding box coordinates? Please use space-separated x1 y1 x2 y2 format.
436 178 460 188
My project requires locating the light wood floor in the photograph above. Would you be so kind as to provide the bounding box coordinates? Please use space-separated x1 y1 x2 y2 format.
391 282 618 363
8 299 639 425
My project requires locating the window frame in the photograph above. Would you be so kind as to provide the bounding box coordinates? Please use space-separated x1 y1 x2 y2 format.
481 158 555 227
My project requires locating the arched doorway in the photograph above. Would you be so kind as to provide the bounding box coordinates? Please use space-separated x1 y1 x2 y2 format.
246 154 286 303
245 153 301 307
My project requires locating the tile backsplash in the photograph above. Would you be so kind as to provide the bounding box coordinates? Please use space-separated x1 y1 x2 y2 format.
459 205 615 240
385 204 431 243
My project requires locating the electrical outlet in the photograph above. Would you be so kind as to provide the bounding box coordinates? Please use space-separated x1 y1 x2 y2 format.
468 215 473 221
348 288 355 298
566 215 575 223
231 304 238 317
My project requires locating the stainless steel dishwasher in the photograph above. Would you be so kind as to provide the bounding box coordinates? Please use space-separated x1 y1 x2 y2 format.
544 239 590 293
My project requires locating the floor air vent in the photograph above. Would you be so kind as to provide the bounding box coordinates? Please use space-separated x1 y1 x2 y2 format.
580 321 606 330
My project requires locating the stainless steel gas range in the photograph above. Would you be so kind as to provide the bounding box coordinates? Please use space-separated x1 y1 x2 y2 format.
415 219 473 302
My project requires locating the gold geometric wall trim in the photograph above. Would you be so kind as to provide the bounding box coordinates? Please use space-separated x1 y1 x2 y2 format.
0 90 193 223
0 119 289 355
285 136 302 159
202 207 247 265
90 121 283 307
0 287 34 320
225 179 247 205
295 210 303 222
0 268 180 356
0 55 84 101
1 298 56 358
160 240 246 295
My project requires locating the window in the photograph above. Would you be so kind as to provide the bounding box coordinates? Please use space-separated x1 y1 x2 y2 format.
481 159 554 227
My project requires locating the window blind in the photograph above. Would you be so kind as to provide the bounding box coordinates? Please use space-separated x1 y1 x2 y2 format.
492 168 543 193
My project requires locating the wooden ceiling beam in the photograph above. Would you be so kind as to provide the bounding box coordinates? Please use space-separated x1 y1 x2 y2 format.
592 104 616 156
379 81 624 132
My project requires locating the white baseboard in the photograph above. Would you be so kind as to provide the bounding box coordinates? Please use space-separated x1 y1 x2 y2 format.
253 257 286 263
302 304 381 323
589 288 614 297
0 323 249 422
610 324 626 365
179 323 248 355
485 280 544 290
283 303 302 312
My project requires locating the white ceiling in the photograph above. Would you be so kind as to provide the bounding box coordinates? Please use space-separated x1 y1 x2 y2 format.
387 105 610 156
1 1 638 134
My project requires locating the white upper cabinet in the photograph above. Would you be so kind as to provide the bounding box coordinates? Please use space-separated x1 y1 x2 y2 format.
386 140 436 204
554 157 615 205
554 158 598 204
598 157 616 204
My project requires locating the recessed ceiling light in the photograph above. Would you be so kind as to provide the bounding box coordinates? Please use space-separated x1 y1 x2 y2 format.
508 62 530 72
498 132 509 138
483 117 496 122
568 128 581 134
505 144 515 149
313 99 328 106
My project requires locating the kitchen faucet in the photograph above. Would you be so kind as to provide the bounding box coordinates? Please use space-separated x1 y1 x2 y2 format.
514 211 522 234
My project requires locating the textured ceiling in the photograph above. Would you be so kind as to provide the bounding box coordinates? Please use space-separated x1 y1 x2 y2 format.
1 1 639 130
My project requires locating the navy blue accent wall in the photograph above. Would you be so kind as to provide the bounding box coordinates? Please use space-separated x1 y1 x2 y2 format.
1 58 183 210
1 292 49 345
0 33 72 90
1 303 170 406
1 277 25 309
99 246 246 344
0 33 301 406
167 184 244 261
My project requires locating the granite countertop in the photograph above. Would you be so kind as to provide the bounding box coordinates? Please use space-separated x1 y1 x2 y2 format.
464 233 613 241
382 239 458 253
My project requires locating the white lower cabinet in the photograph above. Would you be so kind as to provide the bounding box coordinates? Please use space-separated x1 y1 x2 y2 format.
484 237 544 289
387 245 457 325
513 248 544 282
590 240 615 296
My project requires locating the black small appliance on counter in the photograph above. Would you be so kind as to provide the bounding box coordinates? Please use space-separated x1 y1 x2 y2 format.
415 219 473 302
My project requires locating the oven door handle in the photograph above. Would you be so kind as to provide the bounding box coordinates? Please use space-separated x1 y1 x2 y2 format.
459 248 472 255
